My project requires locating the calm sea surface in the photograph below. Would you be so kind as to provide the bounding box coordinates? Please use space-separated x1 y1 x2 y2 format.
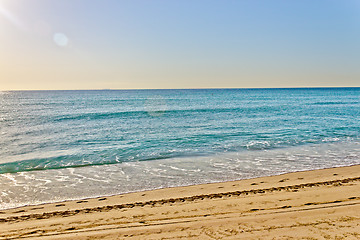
0 88 359 209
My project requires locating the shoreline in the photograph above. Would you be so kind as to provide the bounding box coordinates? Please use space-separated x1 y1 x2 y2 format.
1 163 358 212
1 164 360 239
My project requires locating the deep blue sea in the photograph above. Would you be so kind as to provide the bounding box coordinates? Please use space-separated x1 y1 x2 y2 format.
0 88 359 209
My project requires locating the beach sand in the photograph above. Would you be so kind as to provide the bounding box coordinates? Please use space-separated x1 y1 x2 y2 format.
1 165 359 239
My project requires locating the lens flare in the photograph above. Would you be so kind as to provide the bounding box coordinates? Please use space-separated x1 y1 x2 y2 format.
144 95 168 117
53 32 69 47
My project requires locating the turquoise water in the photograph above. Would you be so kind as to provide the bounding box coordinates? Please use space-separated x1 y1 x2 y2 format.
0 88 359 209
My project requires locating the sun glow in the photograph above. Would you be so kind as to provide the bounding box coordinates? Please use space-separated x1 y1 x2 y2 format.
0 2 25 31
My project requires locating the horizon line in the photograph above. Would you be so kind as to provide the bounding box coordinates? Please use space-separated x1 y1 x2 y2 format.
1 86 360 92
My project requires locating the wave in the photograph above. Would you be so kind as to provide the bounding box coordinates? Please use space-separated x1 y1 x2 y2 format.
1 137 355 175
0 154 177 174
312 101 359 106
50 106 285 122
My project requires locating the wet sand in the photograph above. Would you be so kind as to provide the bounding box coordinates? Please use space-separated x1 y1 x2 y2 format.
1 165 360 239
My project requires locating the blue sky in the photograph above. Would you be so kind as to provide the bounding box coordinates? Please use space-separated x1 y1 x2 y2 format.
1 0 359 90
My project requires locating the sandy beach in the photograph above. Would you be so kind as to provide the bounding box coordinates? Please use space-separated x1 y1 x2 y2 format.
1 164 359 239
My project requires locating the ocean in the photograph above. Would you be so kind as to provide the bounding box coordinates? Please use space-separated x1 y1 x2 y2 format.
0 88 359 210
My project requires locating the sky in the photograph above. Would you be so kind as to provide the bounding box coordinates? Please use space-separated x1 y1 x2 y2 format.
0 0 360 90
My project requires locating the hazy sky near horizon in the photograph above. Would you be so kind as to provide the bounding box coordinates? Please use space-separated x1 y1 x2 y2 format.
1 0 360 90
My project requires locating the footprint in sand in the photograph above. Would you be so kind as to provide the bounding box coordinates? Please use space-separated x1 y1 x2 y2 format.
30 207 44 210
29 230 45 234
279 178 289 182
13 210 26 213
